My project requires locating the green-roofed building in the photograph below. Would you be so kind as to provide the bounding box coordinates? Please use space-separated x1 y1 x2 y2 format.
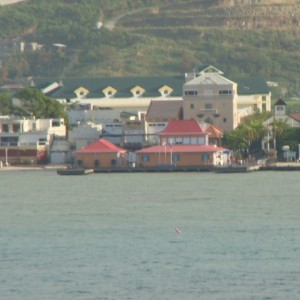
32 66 271 131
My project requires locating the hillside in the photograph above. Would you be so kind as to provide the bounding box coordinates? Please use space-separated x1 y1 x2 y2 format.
0 0 299 97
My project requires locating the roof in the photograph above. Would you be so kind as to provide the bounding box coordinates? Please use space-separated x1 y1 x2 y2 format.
289 113 300 122
160 119 205 136
76 139 126 154
137 144 229 154
33 76 185 99
146 100 183 121
184 73 236 86
274 98 287 106
235 77 270 95
33 73 269 99
205 124 224 139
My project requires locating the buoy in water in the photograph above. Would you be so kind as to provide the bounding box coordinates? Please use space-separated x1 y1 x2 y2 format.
175 227 181 234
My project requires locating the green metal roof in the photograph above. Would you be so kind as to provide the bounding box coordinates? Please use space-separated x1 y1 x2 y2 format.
33 76 185 99
235 77 270 95
33 75 269 99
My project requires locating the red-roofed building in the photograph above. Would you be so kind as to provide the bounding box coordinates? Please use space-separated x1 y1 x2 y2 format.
205 124 223 146
159 119 208 145
136 144 230 167
75 139 127 168
136 120 231 167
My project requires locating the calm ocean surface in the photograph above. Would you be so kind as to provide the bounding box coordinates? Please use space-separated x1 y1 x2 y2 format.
0 170 299 300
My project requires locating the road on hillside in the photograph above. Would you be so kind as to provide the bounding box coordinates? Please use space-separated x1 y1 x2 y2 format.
0 0 27 6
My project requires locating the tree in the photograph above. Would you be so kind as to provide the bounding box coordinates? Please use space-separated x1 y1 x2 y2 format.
0 93 13 115
14 88 69 127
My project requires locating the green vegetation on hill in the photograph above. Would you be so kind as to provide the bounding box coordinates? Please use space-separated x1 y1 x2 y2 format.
0 88 68 126
0 0 299 97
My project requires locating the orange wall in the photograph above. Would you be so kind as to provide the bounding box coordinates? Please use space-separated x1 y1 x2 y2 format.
76 152 126 169
136 152 213 167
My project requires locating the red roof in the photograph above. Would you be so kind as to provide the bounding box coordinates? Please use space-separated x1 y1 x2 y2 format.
76 139 126 153
137 144 229 154
289 113 300 122
205 124 223 139
160 119 205 136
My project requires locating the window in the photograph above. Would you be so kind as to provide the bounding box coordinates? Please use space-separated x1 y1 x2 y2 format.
205 103 212 110
172 154 180 161
184 90 198 96
219 90 232 95
190 104 194 109
205 117 213 124
1 136 18 146
13 124 20 133
94 160 100 167
52 120 61 127
2 124 9 132
142 155 150 162
223 117 227 123
202 153 209 161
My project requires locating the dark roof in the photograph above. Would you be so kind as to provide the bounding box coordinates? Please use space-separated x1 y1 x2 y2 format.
235 77 270 95
146 100 183 121
33 76 184 99
33 74 270 98
274 98 287 106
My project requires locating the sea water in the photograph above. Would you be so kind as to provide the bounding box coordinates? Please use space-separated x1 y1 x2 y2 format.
0 170 299 300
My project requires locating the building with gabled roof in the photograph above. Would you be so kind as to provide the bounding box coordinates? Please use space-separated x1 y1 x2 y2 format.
136 143 230 168
136 119 231 168
183 66 238 132
145 100 183 145
263 98 300 127
205 124 224 146
33 76 184 104
75 138 127 169
183 65 271 132
159 119 207 145
32 66 271 132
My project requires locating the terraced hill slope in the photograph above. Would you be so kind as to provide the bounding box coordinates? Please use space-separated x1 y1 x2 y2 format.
0 0 299 96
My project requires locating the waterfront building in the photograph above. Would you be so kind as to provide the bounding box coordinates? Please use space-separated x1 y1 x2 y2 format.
136 119 230 168
0 116 66 164
75 139 127 169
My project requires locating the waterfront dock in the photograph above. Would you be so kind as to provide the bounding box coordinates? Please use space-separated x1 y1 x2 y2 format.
57 168 94 175
215 165 260 173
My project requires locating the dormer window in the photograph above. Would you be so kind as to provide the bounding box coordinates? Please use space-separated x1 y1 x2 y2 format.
103 86 117 98
74 87 89 98
159 85 173 97
130 85 145 97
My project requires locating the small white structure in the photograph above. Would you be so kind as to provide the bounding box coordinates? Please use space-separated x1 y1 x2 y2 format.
68 121 102 150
